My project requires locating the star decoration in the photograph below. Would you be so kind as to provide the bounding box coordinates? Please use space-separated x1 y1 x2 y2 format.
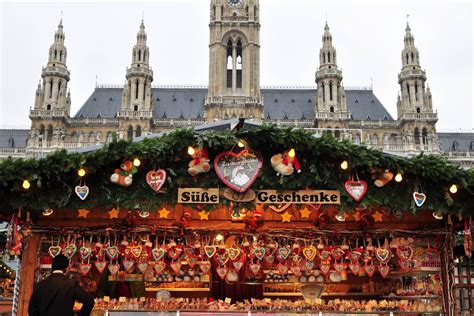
158 207 170 219
299 207 311 219
353 211 362 222
198 210 209 220
108 208 120 219
373 211 384 222
281 211 292 223
77 209 90 218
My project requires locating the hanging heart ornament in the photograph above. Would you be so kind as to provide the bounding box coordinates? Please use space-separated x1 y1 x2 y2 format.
302 245 317 261
233 261 244 272
413 192 426 207
216 266 228 279
278 247 291 260
146 170 167 193
253 247 266 261
128 245 143 259
396 246 413 262
375 248 391 264
204 246 217 258
94 260 108 273
154 261 166 274
199 262 211 274
137 262 148 273
63 244 77 260
214 149 263 193
170 261 182 274
379 264 390 278
349 263 361 275
79 263 92 276
152 248 166 261
106 246 119 260
79 246 92 260
227 247 241 261
48 246 62 258
75 185 90 200
108 264 119 275
123 260 135 272
344 179 368 202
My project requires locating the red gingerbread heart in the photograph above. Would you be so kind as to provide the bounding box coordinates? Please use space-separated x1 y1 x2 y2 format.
146 170 167 193
214 150 262 193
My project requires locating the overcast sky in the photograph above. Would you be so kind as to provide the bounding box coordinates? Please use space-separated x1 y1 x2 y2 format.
0 0 472 130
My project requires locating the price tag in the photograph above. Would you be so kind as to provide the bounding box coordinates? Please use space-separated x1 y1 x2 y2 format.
103 296 110 302
119 296 126 303
264 298 271 303
224 297 232 304
139 297 146 302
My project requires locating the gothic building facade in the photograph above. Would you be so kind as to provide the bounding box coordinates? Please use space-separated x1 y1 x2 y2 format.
0 0 472 167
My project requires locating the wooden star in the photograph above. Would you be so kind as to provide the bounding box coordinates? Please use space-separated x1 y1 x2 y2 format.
353 211 362 221
281 211 292 223
77 209 90 218
158 207 170 219
198 210 209 221
108 208 120 219
373 211 384 222
299 207 311 219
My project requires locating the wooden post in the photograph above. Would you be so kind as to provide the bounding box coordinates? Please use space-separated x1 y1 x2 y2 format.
16 233 40 316
441 230 456 316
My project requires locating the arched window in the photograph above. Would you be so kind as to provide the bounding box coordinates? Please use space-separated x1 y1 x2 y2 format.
452 141 459 151
96 132 102 143
323 53 326 63
88 132 95 144
58 80 62 94
54 49 57 59
136 125 142 138
127 126 134 140
411 52 414 63
59 50 63 61
354 134 361 145
416 107 421 113
372 134 379 145
415 82 418 101
71 132 78 143
134 105 138 111
106 132 113 143
414 128 420 145
322 83 325 102
329 82 333 101
50 79 54 98
469 141 474 151
327 52 331 63
330 106 334 113
226 40 233 88
135 79 140 99
406 83 410 102
46 104 51 111
138 50 141 61
406 53 409 64
39 125 45 143
236 40 242 89
46 125 53 143
422 128 428 145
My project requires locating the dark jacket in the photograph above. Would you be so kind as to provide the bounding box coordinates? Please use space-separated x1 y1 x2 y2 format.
28 272 94 316
96 269 145 299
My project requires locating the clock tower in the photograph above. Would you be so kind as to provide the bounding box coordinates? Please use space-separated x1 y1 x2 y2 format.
205 0 263 121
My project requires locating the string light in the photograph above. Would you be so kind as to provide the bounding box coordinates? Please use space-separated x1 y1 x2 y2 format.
395 172 403 182
133 158 141 167
22 179 31 190
187 146 195 156
340 161 348 170
288 148 296 158
215 234 224 241
42 209 54 216
237 140 245 148
449 184 458 194
77 168 86 177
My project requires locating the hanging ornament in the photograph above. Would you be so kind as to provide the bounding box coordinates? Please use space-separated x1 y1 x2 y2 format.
188 147 211 176
345 179 368 202
105 246 119 260
170 261 182 274
63 242 77 260
137 261 148 273
378 264 390 278
216 266 228 280
232 260 244 272
199 261 211 274
79 246 92 260
48 245 62 258
108 264 120 275
110 160 137 187
252 246 266 260
79 263 92 276
302 245 317 261
123 259 135 273
146 169 167 193
270 148 301 176
348 263 361 275
94 259 108 273
277 262 288 275
364 262 375 277
214 149 262 192
204 245 217 258
75 185 89 200
154 261 166 274
278 247 291 261
227 247 241 261
369 168 394 187
413 192 426 207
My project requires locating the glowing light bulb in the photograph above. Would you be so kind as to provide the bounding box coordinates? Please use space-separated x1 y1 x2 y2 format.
395 172 403 182
340 161 348 170
77 168 86 177
133 158 141 167
215 234 224 241
238 140 245 148
288 148 296 158
187 146 195 156
22 180 31 190
449 184 458 194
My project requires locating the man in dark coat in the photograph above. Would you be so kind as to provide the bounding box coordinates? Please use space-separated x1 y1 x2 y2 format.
28 254 94 316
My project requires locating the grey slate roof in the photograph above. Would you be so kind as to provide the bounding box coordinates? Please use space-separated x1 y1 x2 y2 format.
0 129 28 148
438 132 474 152
74 87 394 121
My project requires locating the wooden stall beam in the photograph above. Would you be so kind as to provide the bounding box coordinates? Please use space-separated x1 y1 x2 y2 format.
16 233 39 316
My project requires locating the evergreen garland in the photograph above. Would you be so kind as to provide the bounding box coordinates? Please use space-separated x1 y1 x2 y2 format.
0 125 472 216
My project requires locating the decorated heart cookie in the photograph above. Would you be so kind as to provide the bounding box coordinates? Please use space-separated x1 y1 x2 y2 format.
154 261 166 274
63 244 77 260
79 263 92 276
94 260 108 273
106 246 119 260
199 262 211 274
108 264 119 275
375 248 391 264
75 185 90 200
204 246 217 258
152 248 166 261
170 261 182 274
137 262 148 273
277 263 288 275
123 259 135 273
216 266 228 279
278 247 291 260
349 263 361 275
48 245 62 258
79 246 92 260
227 247 241 261
379 264 390 278
303 245 317 261
250 263 261 274
233 261 244 272
146 169 167 193
345 180 368 202
129 245 142 259
253 247 266 261
413 192 426 207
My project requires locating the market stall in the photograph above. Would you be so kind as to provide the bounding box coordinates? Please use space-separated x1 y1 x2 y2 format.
1 125 473 315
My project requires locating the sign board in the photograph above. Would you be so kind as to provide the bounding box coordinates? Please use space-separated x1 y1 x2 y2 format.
178 188 219 204
256 190 340 204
